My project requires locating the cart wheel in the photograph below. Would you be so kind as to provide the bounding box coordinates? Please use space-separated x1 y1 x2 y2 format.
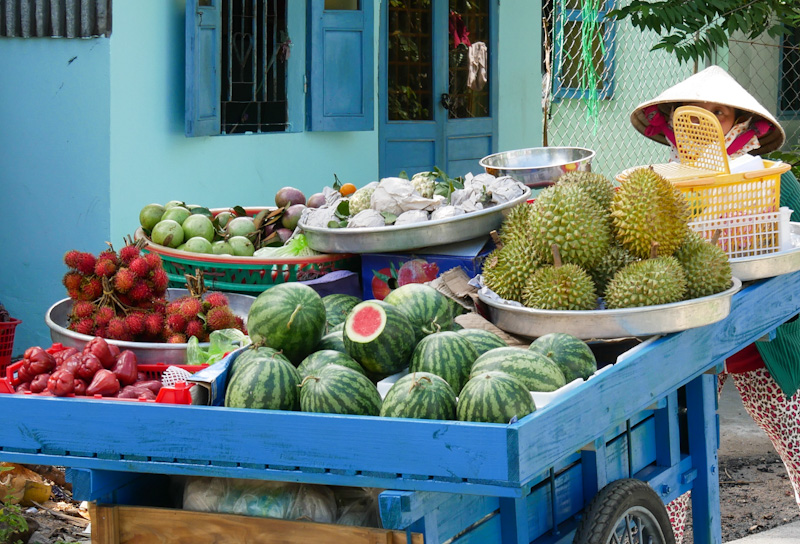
573 479 676 544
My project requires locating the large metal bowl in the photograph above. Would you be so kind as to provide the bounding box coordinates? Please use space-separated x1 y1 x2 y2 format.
479 147 595 189
45 289 255 365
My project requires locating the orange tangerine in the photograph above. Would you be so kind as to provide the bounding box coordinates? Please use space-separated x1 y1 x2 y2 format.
339 183 357 196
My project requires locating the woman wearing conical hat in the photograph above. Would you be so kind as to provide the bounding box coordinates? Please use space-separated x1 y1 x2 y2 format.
632 65 800 544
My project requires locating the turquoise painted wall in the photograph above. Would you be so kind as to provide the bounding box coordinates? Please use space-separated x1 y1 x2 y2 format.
0 38 111 354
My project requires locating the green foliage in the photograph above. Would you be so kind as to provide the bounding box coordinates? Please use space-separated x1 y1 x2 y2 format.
0 466 27 544
609 0 800 63
765 146 800 179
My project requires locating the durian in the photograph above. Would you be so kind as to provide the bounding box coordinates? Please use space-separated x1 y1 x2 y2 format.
522 245 598 310
498 202 534 247
348 186 375 215
530 183 611 269
482 240 541 303
674 230 732 299
604 254 687 309
587 243 639 298
611 167 690 259
557 171 616 214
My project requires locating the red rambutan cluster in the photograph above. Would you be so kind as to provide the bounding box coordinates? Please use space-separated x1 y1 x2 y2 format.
162 291 246 343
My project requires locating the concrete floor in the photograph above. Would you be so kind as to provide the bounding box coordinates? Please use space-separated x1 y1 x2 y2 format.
717 378 774 458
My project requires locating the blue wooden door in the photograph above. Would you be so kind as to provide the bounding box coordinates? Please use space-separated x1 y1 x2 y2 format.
379 0 498 179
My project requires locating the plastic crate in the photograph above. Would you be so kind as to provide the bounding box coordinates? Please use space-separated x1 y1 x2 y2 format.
0 318 21 372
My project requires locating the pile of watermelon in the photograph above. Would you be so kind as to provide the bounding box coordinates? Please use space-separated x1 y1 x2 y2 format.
224 282 599 424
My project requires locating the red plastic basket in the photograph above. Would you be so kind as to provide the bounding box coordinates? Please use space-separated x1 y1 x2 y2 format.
0 318 21 372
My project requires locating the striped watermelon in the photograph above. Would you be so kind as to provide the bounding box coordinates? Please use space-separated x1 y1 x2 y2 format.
316 330 346 353
224 347 302 410
343 300 416 377
471 347 566 392
457 371 536 423
456 328 508 357
297 349 365 378
409 331 479 394
383 284 454 343
299 364 382 416
247 283 326 365
322 294 361 332
227 346 292 382
380 372 457 420
528 333 597 382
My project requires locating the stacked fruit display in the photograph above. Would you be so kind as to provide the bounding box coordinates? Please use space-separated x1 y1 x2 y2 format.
223 282 597 424
482 169 733 310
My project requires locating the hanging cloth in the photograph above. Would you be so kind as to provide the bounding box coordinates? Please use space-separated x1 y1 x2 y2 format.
467 42 487 91
449 11 471 48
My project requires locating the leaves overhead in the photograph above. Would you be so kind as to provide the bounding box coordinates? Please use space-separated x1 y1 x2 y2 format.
608 0 800 64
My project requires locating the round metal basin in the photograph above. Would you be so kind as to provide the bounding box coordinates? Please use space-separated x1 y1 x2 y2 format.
45 289 255 365
480 147 596 189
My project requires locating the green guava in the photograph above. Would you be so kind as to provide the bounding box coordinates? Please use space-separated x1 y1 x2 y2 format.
228 236 255 257
139 203 166 231
151 219 185 248
162 206 192 225
226 216 257 237
182 214 215 242
183 236 213 254
211 240 234 255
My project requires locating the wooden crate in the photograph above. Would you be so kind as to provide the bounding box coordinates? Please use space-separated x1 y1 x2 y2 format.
89 503 422 544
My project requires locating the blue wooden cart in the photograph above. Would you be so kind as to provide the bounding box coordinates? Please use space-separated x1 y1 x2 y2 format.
1 271 798 543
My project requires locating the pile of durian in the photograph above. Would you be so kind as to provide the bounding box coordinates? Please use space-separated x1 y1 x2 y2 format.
482 168 733 310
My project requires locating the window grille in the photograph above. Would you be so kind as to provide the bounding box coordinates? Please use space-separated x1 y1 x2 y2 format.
0 0 111 38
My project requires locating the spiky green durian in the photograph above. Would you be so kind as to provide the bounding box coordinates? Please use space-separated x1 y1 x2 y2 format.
611 167 691 259
498 202 534 247
674 231 732 299
557 171 616 214
604 256 687 309
482 241 541 303
530 183 611 269
587 243 640 298
521 246 597 310
348 186 375 215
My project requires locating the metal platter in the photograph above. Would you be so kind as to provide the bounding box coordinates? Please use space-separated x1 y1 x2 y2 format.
479 277 742 340
729 222 800 282
45 289 255 365
299 186 532 254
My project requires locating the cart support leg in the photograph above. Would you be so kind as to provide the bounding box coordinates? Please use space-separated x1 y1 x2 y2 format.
685 373 722 544
499 496 531 544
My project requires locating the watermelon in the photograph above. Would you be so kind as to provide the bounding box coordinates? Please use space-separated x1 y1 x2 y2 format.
456 328 508 357
457 371 536 423
409 331 479 394
224 347 302 410
228 346 291 382
528 332 597 382
247 283 327 365
380 372 457 420
322 294 361 332
329 322 344 333
383 284 454 343
470 347 566 392
316 331 346 353
343 300 416 377
297 350 365 378
299 364 382 416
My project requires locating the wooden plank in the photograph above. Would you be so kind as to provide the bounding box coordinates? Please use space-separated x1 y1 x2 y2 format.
90 504 423 544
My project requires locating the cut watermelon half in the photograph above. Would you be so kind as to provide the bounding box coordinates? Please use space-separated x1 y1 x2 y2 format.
345 302 387 343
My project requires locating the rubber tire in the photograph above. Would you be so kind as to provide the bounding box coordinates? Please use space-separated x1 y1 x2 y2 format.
573 479 676 544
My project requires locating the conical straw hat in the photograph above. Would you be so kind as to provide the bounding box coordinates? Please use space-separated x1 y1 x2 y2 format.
631 65 785 154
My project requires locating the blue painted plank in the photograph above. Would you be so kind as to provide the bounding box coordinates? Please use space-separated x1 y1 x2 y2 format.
185 0 221 137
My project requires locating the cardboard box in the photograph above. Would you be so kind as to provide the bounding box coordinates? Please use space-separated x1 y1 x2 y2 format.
360 236 493 300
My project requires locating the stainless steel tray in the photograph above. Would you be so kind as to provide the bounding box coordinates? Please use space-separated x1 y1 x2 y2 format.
300 187 532 254
45 289 255 365
729 222 800 281
479 277 742 340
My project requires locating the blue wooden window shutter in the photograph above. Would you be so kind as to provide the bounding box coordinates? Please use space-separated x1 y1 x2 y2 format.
307 0 374 131
186 0 222 137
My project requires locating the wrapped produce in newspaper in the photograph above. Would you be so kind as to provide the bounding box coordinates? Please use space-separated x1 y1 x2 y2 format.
394 209 429 226
300 205 340 228
431 205 466 221
488 175 526 204
371 177 442 216
347 209 386 228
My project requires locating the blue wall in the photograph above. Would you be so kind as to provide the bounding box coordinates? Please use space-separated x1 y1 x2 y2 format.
0 38 111 353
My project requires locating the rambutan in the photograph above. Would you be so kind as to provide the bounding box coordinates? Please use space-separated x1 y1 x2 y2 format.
144 252 162 270
93 326 107 339
64 250 82 269
204 292 229 309
234 315 247 334
129 257 151 279
98 249 119 266
185 319 206 340
66 287 81 301
151 297 168 315
79 277 103 301
73 317 96 336
206 306 236 331
166 312 187 333
76 252 97 276
63 271 83 291
166 298 184 315
94 257 117 278
114 268 136 293
106 317 129 340
167 333 187 344
179 298 203 320
144 313 164 336
119 244 140 265
94 306 116 327
125 312 146 336
129 279 153 302
150 268 169 295
71 301 96 319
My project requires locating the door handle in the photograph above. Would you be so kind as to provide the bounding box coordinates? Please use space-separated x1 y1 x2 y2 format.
440 93 452 111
